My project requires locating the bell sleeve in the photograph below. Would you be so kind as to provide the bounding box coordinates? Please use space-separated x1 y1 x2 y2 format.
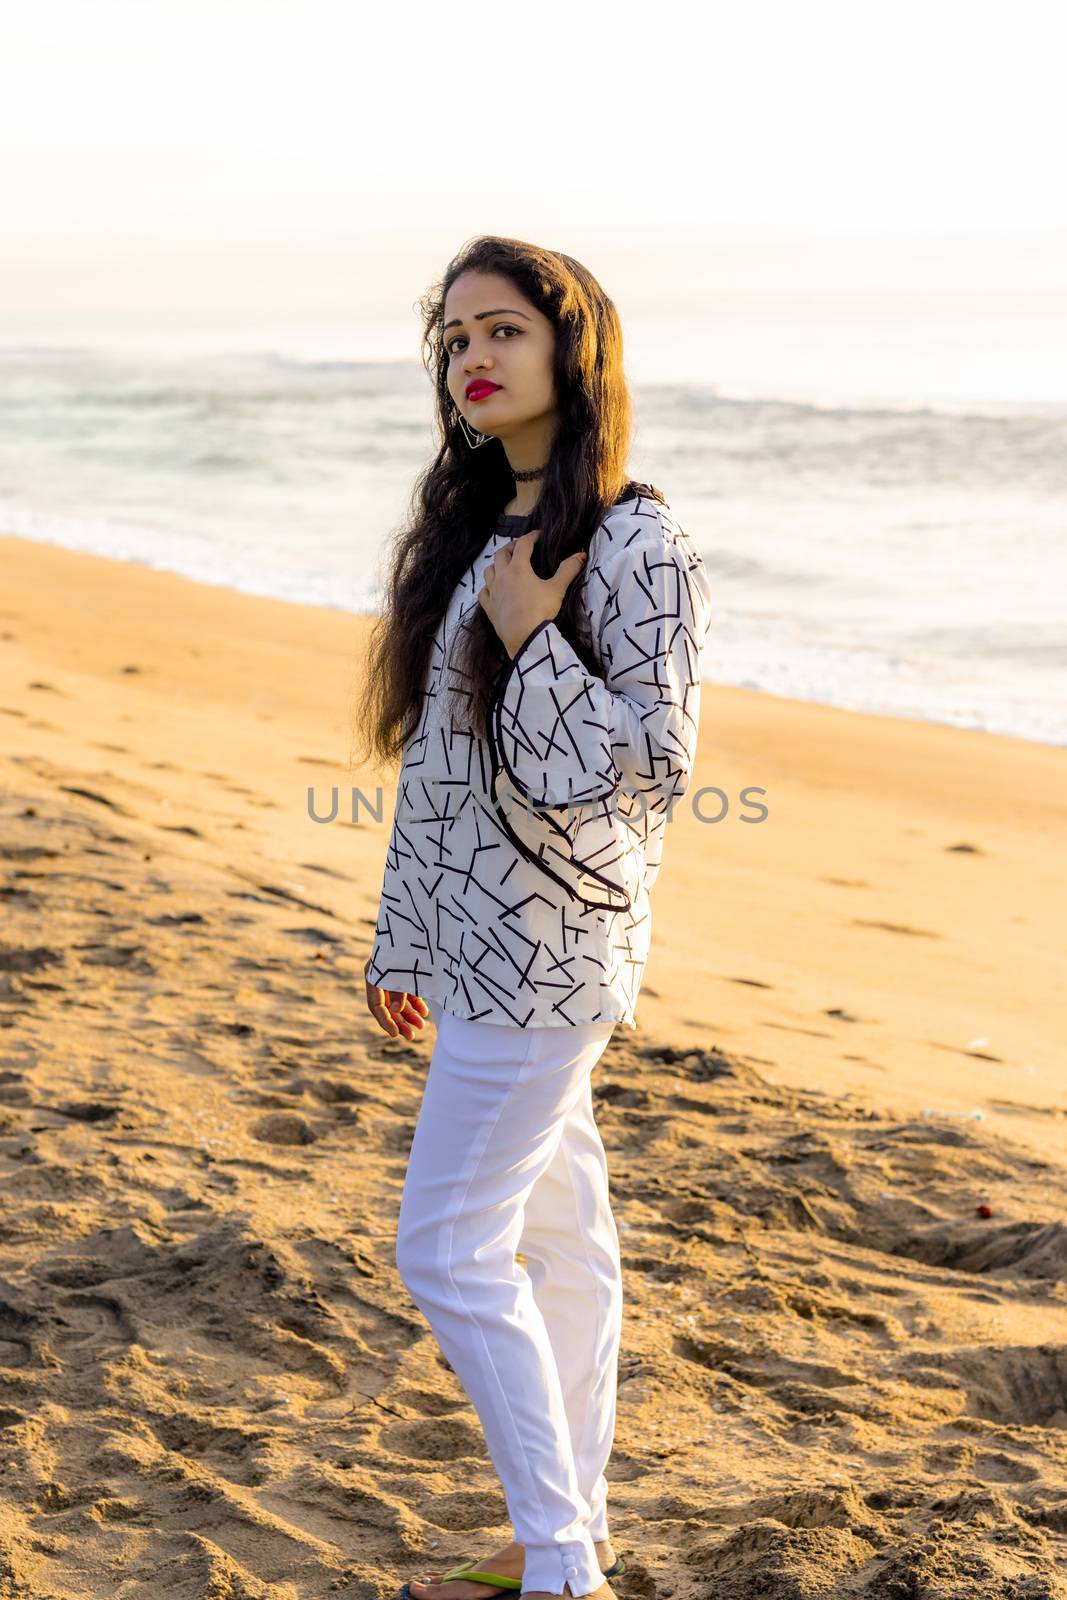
488 517 713 819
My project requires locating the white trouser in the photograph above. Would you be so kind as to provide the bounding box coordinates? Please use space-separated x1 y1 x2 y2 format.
395 1000 621 1598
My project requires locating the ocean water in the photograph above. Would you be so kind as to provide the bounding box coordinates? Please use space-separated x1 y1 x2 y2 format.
1 340 1064 746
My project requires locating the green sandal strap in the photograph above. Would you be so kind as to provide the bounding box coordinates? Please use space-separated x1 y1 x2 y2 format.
438 1563 521 1591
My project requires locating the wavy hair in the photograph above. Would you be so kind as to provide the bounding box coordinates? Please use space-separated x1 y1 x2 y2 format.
350 233 662 769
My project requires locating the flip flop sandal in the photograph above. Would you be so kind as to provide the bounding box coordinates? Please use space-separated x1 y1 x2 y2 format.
397 1555 627 1600
397 1564 520 1600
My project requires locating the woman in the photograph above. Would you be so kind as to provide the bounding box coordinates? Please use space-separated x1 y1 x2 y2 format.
354 235 712 1600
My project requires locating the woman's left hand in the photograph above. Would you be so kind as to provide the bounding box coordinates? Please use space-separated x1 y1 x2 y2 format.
478 530 587 659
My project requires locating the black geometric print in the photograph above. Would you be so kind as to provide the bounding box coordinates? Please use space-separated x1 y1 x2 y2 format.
366 491 713 1029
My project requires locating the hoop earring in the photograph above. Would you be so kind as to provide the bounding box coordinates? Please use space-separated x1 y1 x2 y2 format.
454 406 492 450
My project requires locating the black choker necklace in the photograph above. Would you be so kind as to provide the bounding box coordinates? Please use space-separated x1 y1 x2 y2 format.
512 465 546 482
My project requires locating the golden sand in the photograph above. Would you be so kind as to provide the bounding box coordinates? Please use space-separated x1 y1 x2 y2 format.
1 532 1065 1597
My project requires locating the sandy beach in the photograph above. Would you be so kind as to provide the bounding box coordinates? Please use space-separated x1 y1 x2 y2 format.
2 529 1065 1598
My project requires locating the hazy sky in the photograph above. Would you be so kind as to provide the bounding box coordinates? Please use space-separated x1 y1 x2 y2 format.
3 0 1065 344
4 0 1065 242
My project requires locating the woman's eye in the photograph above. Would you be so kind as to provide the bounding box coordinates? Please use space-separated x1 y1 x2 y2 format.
446 324 520 356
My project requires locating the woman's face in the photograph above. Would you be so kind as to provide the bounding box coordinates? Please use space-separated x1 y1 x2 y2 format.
443 270 557 441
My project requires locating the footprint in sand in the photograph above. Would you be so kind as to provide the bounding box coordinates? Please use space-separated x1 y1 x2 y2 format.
41 1258 115 1290
150 1412 270 1487
51 1293 134 1354
639 1043 740 1077
0 1299 37 1367
904 1342 1067 1428
384 1382 477 1419
383 1415 490 1464
971 1449 1041 1482
890 1216 1067 1279
0 945 63 976
249 1111 321 1147
76 943 155 975
55 1100 120 1124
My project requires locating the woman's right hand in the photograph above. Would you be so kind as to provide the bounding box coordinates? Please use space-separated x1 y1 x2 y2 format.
364 959 430 1040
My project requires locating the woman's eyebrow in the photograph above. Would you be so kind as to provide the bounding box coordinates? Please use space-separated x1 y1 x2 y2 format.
442 308 532 333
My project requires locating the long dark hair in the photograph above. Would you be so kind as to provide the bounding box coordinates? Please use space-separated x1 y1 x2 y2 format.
350 233 662 769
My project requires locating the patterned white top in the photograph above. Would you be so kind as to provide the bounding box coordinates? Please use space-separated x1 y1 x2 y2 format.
366 489 713 1029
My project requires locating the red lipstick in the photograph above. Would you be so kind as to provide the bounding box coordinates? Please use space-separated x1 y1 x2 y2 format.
466 381 501 401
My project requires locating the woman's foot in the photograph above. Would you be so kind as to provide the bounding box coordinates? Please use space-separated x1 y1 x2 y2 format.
409 1539 617 1600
